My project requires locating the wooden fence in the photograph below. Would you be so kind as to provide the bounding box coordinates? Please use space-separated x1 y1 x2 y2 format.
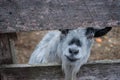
0 0 120 80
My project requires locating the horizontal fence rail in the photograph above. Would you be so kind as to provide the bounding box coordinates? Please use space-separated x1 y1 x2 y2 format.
0 60 120 80
0 0 120 33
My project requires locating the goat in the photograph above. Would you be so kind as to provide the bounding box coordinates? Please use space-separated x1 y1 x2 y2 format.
29 27 112 80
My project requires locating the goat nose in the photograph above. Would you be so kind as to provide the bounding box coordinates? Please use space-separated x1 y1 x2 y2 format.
69 48 79 55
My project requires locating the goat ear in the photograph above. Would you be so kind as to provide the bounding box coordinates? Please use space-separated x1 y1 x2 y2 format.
94 27 112 37
59 29 70 35
85 27 95 39
85 27 112 38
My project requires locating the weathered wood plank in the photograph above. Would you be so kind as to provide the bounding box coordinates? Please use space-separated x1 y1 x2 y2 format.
0 0 120 33
0 33 17 64
0 60 120 80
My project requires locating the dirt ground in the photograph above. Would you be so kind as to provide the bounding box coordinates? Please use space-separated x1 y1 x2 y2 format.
15 27 120 64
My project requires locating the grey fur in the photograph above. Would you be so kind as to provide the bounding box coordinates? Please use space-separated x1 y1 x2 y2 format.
29 28 111 80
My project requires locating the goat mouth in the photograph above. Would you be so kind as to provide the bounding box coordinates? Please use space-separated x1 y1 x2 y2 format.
65 55 79 62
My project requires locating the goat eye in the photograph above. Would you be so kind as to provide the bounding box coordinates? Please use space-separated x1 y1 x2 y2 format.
75 39 82 47
69 40 74 45
69 38 82 47
76 40 81 46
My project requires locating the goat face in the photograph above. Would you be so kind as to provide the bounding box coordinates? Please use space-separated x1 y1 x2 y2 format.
60 29 93 63
59 27 112 64
59 27 112 80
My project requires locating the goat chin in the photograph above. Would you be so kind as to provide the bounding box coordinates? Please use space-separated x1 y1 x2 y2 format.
61 57 83 80
62 57 90 80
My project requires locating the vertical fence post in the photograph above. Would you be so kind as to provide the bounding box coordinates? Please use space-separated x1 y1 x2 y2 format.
0 33 17 80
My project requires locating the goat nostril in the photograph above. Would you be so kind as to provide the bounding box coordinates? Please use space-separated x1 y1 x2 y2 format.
74 50 79 54
69 48 79 54
69 48 73 54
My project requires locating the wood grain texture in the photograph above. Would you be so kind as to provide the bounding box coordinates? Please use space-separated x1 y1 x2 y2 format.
0 33 17 64
0 60 120 80
0 0 120 33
